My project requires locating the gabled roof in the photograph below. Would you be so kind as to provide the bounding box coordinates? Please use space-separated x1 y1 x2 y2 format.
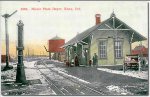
63 24 99 47
114 17 147 42
64 12 147 47
63 18 112 47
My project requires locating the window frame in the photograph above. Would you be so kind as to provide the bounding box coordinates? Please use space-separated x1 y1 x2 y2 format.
98 39 107 59
114 38 123 59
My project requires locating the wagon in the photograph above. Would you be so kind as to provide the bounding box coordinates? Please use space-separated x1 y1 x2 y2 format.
123 54 141 72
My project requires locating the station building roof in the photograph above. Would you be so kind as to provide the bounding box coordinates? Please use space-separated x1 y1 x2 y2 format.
63 12 146 47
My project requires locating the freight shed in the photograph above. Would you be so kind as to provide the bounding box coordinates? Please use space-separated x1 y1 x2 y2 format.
48 36 65 61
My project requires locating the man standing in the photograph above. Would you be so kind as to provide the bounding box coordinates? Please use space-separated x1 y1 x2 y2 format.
92 53 98 66
74 53 79 66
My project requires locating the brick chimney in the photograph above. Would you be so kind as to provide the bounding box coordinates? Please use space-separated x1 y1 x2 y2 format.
95 14 101 25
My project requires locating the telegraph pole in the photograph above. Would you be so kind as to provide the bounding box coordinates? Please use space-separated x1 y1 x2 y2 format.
2 10 17 70
16 20 27 84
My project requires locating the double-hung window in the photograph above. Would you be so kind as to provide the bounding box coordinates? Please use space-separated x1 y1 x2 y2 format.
99 40 107 58
114 39 123 58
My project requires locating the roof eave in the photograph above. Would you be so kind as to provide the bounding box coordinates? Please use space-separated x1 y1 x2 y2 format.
63 17 112 47
115 17 147 42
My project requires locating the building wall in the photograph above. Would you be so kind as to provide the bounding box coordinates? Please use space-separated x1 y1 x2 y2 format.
90 30 131 65
106 37 115 65
114 37 131 65
1 55 11 63
90 37 98 61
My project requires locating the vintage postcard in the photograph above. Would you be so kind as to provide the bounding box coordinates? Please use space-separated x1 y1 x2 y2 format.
0 1 149 96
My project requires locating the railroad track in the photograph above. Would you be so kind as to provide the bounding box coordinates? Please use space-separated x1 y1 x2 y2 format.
35 60 105 95
35 62 65 95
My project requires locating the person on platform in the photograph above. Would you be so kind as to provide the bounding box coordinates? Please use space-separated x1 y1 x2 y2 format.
74 53 79 66
92 53 98 66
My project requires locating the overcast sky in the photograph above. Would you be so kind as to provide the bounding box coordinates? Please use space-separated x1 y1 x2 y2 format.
0 1 148 56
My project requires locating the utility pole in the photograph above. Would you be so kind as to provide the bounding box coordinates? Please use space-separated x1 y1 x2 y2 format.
2 10 17 70
16 20 27 84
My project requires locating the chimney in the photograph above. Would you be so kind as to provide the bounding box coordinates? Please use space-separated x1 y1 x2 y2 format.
95 14 101 25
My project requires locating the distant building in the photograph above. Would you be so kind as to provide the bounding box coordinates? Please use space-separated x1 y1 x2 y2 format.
1 55 11 63
63 12 146 66
48 36 65 61
132 45 148 57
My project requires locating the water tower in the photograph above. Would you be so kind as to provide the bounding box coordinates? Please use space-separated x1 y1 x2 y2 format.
48 36 65 61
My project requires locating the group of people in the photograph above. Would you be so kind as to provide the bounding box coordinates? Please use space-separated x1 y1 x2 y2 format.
74 53 98 66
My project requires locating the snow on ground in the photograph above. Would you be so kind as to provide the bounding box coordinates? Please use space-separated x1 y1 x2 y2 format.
24 61 37 68
1 68 16 81
44 61 90 84
106 85 133 95
50 59 64 63
45 63 68 73
35 64 46 68
23 61 41 80
45 64 55 68
25 69 41 80
38 88 56 95
97 68 148 80
1 61 41 81
45 62 90 84
39 67 78 86
1 61 56 95
1 62 15 67
53 68 90 84
52 67 67 73
1 63 16 81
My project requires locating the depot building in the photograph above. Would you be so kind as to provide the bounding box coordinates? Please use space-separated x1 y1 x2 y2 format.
63 12 146 66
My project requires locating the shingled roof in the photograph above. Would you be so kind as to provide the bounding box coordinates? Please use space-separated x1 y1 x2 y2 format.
63 18 111 47
63 13 147 47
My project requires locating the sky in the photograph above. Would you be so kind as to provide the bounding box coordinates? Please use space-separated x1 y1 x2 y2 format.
0 1 148 57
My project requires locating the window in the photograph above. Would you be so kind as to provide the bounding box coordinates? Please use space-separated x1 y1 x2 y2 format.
99 40 107 58
115 40 123 58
